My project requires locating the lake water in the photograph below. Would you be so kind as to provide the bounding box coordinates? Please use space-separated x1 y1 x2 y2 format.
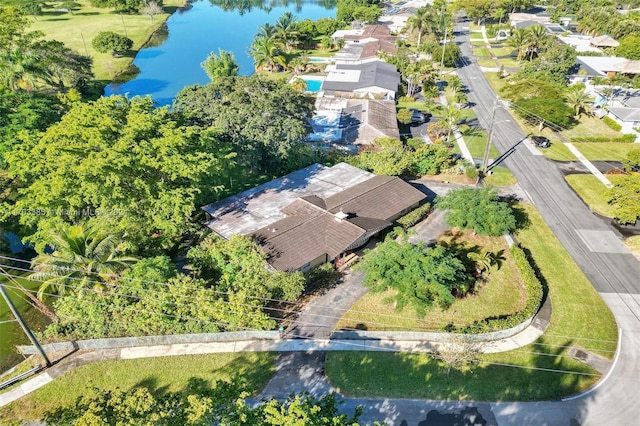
105 0 337 105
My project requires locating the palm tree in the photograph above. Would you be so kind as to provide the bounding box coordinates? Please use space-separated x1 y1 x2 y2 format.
290 77 307 92
437 104 462 144
29 223 137 300
0 47 40 91
505 28 528 62
403 59 435 97
249 36 286 72
256 22 277 40
565 88 594 118
288 56 305 74
524 24 549 60
406 6 437 50
275 12 299 52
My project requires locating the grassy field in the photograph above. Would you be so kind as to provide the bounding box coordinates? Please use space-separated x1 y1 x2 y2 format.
565 174 616 217
0 352 276 421
477 59 498 68
572 142 638 161
562 116 624 140
326 204 618 401
27 0 185 82
485 165 517 186
473 47 492 57
337 231 525 331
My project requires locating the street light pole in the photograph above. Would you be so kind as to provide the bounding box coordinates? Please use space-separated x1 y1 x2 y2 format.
0 280 51 367
481 96 500 177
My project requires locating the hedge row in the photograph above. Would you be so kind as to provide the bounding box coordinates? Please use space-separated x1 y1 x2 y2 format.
452 244 544 333
570 134 636 143
602 116 622 131
396 203 432 229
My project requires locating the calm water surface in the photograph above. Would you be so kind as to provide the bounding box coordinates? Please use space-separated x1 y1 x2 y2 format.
105 0 336 105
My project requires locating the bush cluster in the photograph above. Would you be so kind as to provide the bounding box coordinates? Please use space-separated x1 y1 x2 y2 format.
396 203 432 229
602 116 622 131
451 244 543 333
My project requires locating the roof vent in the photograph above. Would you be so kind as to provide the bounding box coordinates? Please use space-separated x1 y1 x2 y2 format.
334 210 349 221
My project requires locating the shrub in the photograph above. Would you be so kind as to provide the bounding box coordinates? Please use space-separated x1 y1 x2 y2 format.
398 95 414 103
396 203 432 229
465 166 479 179
602 116 622 131
570 134 636 143
452 244 543 333
92 31 133 56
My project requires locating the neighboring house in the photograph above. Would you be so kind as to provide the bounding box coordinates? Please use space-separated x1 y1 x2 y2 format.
322 60 400 100
557 34 602 53
308 98 400 150
332 24 397 64
569 56 628 83
590 35 619 49
598 88 640 136
202 162 426 271
509 12 550 26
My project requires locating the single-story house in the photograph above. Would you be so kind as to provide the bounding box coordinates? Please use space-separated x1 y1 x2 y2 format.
509 12 550 27
569 56 629 83
202 162 426 271
308 98 400 150
557 34 602 53
333 39 397 64
332 24 396 44
590 35 619 48
322 60 400 100
598 88 640 136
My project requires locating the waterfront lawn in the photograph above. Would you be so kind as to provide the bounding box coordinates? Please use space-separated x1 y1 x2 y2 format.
0 352 276 422
326 204 618 401
29 0 185 81
336 231 526 331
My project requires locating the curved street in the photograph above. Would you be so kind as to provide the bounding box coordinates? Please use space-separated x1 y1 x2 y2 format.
447 21 640 425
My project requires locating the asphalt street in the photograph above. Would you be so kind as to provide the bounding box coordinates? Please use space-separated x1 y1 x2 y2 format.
453 22 640 425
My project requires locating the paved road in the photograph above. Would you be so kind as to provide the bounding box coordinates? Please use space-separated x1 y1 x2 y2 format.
453 21 640 425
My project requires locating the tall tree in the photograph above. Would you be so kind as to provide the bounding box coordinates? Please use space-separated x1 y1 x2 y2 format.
506 28 528 62
608 173 640 225
6 95 235 251
436 187 517 236
249 36 286 72
201 49 239 82
275 11 299 52
565 87 594 118
357 237 470 315
29 223 137 300
173 76 312 172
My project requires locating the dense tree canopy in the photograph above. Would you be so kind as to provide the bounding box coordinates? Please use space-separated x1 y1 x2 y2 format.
44 382 360 426
615 35 640 60
512 96 576 130
5 95 235 251
173 75 313 173
608 173 640 225
436 187 516 236
358 237 470 315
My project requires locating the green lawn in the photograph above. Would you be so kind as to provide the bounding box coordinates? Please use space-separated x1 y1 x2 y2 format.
563 115 624 140
326 204 618 401
482 71 509 94
485 166 517 186
0 352 276 422
29 0 185 81
565 174 616 217
572 142 639 161
337 232 525 331
542 141 577 161
477 59 498 68
471 40 486 46
473 47 492 57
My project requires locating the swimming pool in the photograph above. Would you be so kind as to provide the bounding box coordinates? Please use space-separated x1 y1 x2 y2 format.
306 79 323 93
308 57 331 63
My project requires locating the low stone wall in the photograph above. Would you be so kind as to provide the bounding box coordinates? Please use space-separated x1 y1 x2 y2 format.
19 331 279 355
331 314 535 342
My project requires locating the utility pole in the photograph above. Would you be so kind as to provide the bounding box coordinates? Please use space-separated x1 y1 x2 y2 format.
0 281 51 367
481 96 500 178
